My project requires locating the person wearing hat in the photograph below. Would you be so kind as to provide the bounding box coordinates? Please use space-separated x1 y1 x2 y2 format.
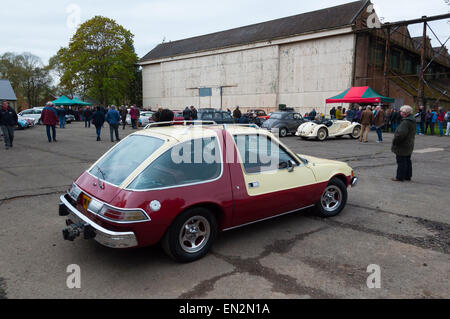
40 102 59 143
0 100 18 150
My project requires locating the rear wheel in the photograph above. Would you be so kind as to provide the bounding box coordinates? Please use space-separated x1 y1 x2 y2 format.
350 126 361 139
162 208 217 263
317 128 328 141
279 127 288 138
315 178 347 217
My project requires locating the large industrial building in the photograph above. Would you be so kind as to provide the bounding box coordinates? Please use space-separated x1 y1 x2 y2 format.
139 0 450 114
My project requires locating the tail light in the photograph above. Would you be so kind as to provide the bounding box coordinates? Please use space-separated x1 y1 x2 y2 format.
98 206 149 222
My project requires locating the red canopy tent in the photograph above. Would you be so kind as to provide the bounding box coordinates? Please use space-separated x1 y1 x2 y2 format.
326 86 395 104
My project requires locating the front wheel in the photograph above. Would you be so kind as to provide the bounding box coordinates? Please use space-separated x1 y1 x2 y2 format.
315 178 347 217
162 208 217 263
317 128 328 141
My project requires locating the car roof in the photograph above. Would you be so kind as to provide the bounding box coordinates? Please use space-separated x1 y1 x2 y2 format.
134 124 270 143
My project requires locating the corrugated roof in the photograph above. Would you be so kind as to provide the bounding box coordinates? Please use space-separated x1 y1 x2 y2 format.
0 80 17 101
140 0 369 63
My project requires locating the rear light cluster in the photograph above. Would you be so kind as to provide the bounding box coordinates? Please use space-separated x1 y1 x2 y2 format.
68 183 150 223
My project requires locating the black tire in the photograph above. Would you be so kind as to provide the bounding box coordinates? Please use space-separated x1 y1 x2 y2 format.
350 126 361 139
279 127 288 138
315 178 347 218
162 207 217 263
317 128 328 141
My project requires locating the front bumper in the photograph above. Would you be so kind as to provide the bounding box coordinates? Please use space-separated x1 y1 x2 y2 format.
351 177 358 187
59 195 138 248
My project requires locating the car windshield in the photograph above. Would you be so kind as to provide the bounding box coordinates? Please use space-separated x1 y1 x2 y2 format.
89 135 165 186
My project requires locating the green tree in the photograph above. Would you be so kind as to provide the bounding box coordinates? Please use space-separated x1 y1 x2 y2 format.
0 52 53 108
56 16 139 105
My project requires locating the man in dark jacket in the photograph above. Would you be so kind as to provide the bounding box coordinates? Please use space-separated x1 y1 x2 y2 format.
183 106 192 121
359 107 373 143
190 106 198 120
233 107 242 123
120 106 127 130
58 106 67 129
0 100 18 149
105 105 121 142
92 107 106 141
41 102 59 143
392 105 416 182
84 107 93 128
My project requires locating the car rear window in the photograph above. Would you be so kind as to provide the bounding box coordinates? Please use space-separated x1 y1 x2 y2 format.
90 135 164 186
127 137 221 190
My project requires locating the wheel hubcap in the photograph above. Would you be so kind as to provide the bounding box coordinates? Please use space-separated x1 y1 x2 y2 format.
319 130 326 140
321 186 342 212
179 216 210 253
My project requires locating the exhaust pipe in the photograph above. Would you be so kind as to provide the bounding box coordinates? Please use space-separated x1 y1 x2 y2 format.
62 223 96 241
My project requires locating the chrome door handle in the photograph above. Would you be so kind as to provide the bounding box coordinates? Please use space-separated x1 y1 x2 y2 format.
249 182 260 188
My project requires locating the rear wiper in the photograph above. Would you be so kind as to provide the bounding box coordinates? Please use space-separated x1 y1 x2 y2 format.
95 165 106 189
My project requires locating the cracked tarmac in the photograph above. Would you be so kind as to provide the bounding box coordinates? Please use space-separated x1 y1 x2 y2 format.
0 122 449 299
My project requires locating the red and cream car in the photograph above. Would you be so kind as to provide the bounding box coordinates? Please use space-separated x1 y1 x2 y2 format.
59 122 357 262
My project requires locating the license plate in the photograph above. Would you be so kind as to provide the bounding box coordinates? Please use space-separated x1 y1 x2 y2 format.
81 194 91 211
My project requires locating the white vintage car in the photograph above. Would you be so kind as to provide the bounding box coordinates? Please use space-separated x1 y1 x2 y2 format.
296 119 361 141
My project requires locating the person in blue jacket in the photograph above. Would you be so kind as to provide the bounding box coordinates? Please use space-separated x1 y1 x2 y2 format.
105 105 121 142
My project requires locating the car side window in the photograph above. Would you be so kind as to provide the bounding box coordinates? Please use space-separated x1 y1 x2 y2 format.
294 113 302 120
223 113 232 120
201 113 213 120
233 135 297 174
128 137 222 190
213 112 222 121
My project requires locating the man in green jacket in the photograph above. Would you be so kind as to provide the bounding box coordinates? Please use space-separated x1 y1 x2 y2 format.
391 105 416 182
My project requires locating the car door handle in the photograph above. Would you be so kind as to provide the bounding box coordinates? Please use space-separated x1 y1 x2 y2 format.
249 182 260 188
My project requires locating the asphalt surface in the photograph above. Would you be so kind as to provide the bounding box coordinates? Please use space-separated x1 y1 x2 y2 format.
0 122 449 299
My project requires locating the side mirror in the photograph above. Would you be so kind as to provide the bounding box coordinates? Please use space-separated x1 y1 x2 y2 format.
288 160 295 173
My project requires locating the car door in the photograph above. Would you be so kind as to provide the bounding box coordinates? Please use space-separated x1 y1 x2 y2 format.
228 133 318 226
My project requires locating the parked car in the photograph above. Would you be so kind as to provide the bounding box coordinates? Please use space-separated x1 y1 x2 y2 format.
59 123 357 262
18 107 44 124
296 119 361 141
16 117 31 130
140 111 155 126
126 115 143 127
66 114 75 124
247 109 270 121
197 110 234 124
261 112 307 137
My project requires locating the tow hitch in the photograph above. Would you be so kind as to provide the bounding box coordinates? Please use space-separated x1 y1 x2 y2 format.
62 222 96 241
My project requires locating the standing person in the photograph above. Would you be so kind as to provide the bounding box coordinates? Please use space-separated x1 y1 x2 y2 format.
437 107 446 137
136 106 141 127
190 106 198 120
384 107 392 132
346 107 355 123
92 106 106 141
309 108 317 121
183 106 192 121
359 106 373 143
330 107 336 119
58 106 67 129
391 105 416 182
120 106 128 130
445 109 450 136
84 107 93 128
354 106 363 123
233 107 242 123
336 107 343 120
105 105 121 142
424 110 432 135
152 107 163 122
129 106 137 129
391 108 401 133
430 109 437 135
40 102 59 143
0 100 18 150
419 106 426 135
374 106 385 143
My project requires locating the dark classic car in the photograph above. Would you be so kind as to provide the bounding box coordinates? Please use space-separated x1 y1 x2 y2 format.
261 112 307 137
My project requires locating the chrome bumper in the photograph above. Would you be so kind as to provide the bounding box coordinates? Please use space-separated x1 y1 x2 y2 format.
351 177 358 187
59 195 138 248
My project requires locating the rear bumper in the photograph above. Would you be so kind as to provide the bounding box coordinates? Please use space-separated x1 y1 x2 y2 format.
59 195 138 248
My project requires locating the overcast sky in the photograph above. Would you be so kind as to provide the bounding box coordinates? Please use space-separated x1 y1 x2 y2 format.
1 0 449 65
